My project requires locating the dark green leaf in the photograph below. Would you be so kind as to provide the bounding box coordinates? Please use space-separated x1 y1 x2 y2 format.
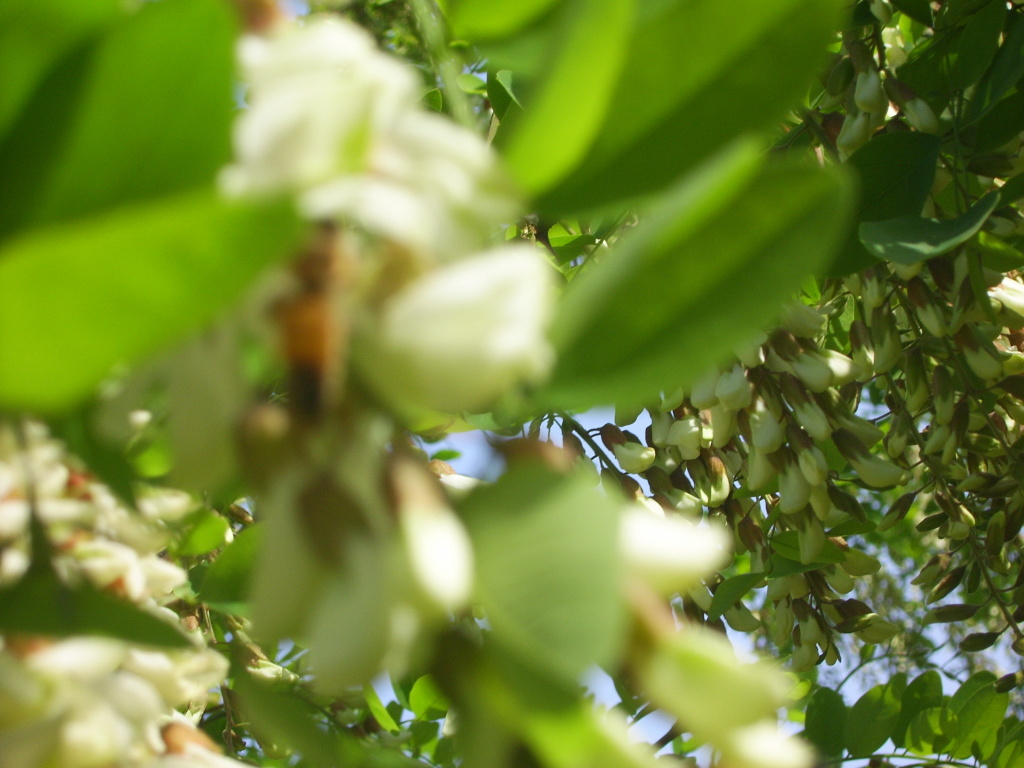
542 147 854 409
892 0 934 25
960 632 1002 652
846 681 902 757
968 90 1024 155
804 687 847 758
966 10 1024 124
950 0 1006 91
0 192 302 412
708 573 766 621
829 132 941 275
487 69 521 121
0 0 236 240
199 524 264 614
859 191 999 264
535 0 844 213
462 463 626 684
893 670 944 748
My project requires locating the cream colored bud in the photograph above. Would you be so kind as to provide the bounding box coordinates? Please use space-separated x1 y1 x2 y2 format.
855 70 888 115
716 365 753 411
613 442 656 474
620 507 730 594
904 97 939 134
837 111 873 159
749 399 785 453
690 369 721 410
667 416 703 460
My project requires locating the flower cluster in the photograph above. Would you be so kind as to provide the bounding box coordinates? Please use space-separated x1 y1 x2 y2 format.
0 423 237 768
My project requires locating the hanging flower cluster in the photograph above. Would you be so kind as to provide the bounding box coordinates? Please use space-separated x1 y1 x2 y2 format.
0 424 238 768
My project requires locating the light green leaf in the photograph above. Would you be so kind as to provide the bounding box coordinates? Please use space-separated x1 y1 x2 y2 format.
0 191 302 412
410 675 451 720
542 145 854 409
463 463 626 685
907 707 958 756
948 680 1007 759
804 687 847 758
176 509 230 557
859 192 1000 265
364 684 401 733
451 0 563 40
0 0 236 240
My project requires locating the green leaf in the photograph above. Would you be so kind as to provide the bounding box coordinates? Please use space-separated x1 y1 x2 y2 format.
907 707 958 755
0 516 190 647
364 684 401 733
487 69 521 121
950 0 1006 91
462 463 626 685
535 0 844 213
829 132 941 276
859 191 1000 264
176 509 230 557
893 670 944 748
846 681 902 757
199 524 264 614
708 573 765 621
966 11 1024 124
0 192 302 412
496 0 634 196
451 0 563 40
968 90 1024 156
769 531 845 564
892 0 934 25
542 146 854 409
804 687 847 758
410 675 451 720
0 0 236 240
949 676 1007 760
0 0 121 144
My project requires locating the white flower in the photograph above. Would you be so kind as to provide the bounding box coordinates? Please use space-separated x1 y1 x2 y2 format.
358 245 556 414
123 649 229 708
612 442 657 474
619 505 730 594
722 722 815 768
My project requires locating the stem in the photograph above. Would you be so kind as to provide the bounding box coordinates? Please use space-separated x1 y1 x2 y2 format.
409 0 474 129
202 606 240 753
557 412 618 471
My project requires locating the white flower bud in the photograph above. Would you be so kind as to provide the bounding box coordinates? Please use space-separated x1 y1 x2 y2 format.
667 416 703 460
359 246 555 414
620 507 730 594
837 112 872 159
855 70 888 116
904 97 940 134
715 365 753 411
613 442 656 474
690 369 720 410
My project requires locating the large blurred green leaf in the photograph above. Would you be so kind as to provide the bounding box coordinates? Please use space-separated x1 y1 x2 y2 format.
966 11 1024 124
496 0 634 195
0 0 121 144
451 0 562 40
0 192 302 412
462 463 625 685
199 523 265 615
0 0 236 240
859 191 999 264
829 131 941 276
541 144 854 409
532 0 844 213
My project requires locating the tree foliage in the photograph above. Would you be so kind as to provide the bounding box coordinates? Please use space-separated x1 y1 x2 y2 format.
1 1 1023 768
